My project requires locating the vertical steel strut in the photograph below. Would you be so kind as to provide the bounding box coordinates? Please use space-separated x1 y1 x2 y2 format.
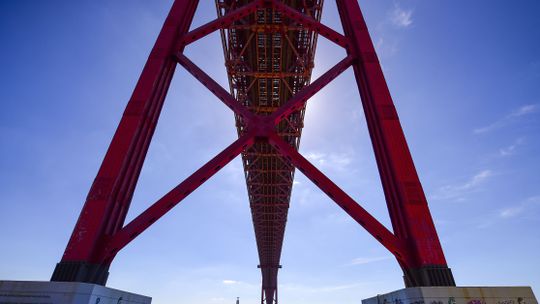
52 0 455 301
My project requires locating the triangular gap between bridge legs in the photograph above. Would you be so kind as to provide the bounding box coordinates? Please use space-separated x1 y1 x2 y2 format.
102 131 257 259
265 133 412 267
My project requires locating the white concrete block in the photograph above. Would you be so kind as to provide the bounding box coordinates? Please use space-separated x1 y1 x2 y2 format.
0 281 151 304
362 287 537 304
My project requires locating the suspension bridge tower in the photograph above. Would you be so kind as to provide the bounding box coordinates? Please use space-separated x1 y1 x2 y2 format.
0 1 537 304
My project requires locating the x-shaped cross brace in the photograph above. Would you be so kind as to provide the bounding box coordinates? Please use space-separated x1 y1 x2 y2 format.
103 0 412 268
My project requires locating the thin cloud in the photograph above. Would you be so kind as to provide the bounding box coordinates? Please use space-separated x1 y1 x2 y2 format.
479 195 540 228
221 279 259 289
498 195 540 219
430 170 493 201
499 206 524 219
305 151 353 172
474 104 538 134
305 151 326 164
279 281 379 293
452 170 492 190
319 283 367 292
390 5 413 28
348 256 391 266
375 37 384 50
499 138 525 157
375 37 399 58
510 104 538 117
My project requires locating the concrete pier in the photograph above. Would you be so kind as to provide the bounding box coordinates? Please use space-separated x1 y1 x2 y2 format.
0 281 151 304
362 287 537 304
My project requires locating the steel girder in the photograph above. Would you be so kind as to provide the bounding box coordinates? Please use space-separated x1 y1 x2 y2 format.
216 2 323 303
52 0 455 301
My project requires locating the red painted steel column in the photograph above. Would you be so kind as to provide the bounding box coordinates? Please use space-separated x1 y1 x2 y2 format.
261 265 278 304
51 0 199 285
335 0 455 286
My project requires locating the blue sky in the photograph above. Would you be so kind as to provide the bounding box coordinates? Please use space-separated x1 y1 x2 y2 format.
1 1 539 304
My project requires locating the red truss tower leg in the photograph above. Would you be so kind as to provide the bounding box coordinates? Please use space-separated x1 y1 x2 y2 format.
335 0 455 286
51 0 199 284
51 0 455 298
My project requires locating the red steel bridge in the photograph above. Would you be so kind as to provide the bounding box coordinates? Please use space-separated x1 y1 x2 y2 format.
51 1 456 303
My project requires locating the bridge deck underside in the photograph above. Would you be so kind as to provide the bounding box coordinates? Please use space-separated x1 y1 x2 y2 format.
216 0 323 300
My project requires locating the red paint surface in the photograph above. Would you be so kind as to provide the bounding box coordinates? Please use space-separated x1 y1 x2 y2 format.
58 0 451 301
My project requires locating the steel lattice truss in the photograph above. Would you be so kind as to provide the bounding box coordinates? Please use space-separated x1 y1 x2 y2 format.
51 1 455 303
216 1 322 301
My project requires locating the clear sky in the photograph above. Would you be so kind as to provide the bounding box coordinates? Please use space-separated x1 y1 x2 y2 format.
1 1 539 304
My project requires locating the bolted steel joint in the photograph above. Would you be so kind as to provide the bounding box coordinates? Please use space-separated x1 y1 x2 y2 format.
247 116 276 139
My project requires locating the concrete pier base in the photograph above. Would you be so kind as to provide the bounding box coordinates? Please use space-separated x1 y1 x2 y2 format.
0 281 151 304
362 287 537 304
